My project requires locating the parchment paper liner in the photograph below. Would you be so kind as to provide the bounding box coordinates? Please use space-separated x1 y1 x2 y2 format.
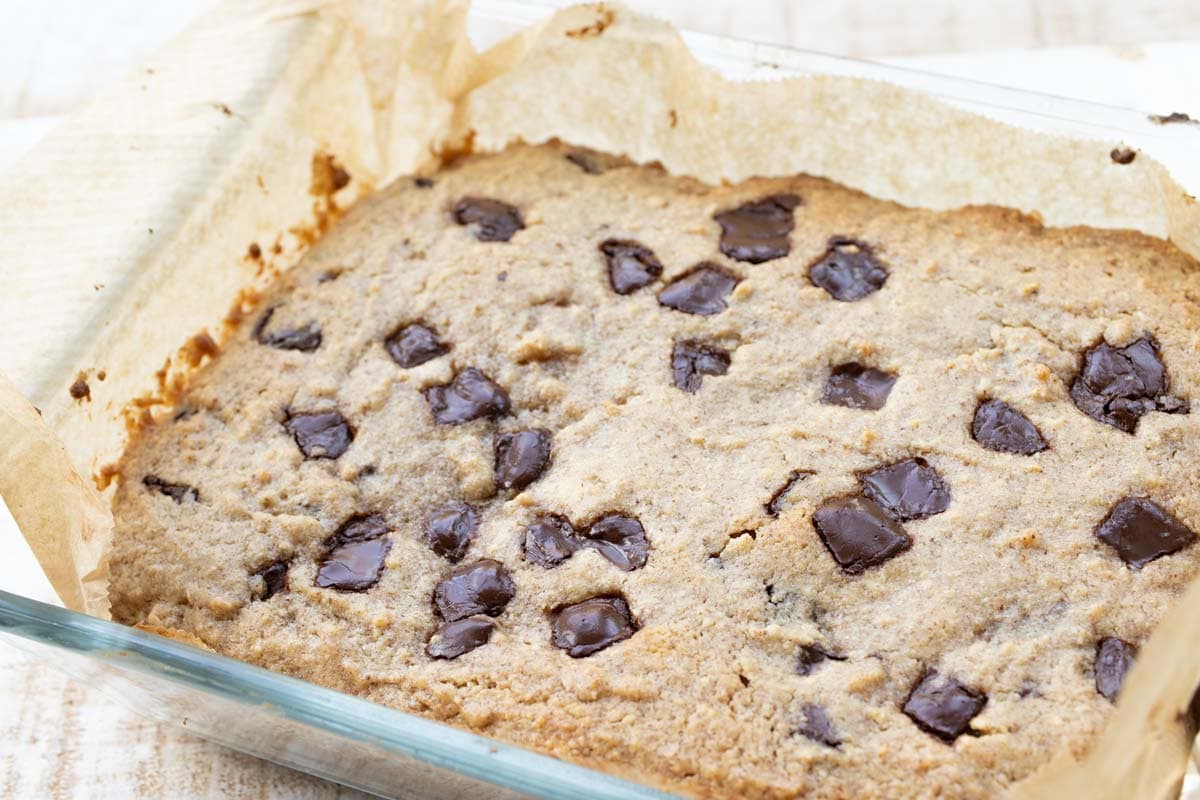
0 2 1197 797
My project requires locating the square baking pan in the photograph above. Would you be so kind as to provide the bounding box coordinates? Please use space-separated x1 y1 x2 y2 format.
2 2 1199 799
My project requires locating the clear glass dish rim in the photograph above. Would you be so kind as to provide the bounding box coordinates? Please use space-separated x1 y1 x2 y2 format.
2 2 1197 799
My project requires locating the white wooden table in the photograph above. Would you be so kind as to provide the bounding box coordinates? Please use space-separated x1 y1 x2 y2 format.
1 1 1197 797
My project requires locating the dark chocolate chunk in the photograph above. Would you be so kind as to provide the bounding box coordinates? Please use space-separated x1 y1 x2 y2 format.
423 502 479 562
1110 147 1137 165
582 513 650 571
452 196 524 242
521 514 580 568
316 538 391 591
423 368 511 425
671 340 731 393
820 363 896 410
903 671 987 742
142 475 199 504
433 559 516 622
252 559 289 601
1070 336 1189 433
414 177 435 188
333 513 389 543
1095 637 1137 701
796 643 845 676
385 323 449 368
714 194 801 264
494 429 553 491
811 495 911 574
284 411 353 459
1095 497 1195 568
767 470 813 517
69 379 90 400
253 306 322 352
795 704 841 747
550 595 637 658
599 239 664 294
860 458 950 521
971 399 1047 455
427 617 494 660
809 238 888 302
657 263 740 316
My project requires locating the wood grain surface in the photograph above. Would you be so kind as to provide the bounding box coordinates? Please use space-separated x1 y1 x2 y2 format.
1 1 1198 797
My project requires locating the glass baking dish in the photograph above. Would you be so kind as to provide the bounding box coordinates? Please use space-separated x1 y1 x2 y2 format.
2 2 1199 798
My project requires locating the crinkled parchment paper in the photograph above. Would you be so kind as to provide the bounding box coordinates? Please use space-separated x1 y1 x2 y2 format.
0 1 1198 797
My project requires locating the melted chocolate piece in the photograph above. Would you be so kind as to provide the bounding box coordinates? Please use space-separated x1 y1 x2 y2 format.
494 429 553 491
452 196 524 242
657 263 740 316
432 559 516 622
142 475 199 503
821 363 896 410
582 513 650 571
423 368 511 425
427 617 494 660
1095 497 1195 568
671 340 731 393
521 514 580 568
796 643 845 676
972 400 1047 455
385 323 449 368
809 239 889 301
767 470 813 517
714 194 801 264
903 671 987 742
1070 336 1189 433
423 501 479 562
812 495 911 574
1110 147 1137 165
860 458 950 522
551 595 637 658
334 514 389 543
316 538 391 591
252 559 289 600
599 239 664 294
284 411 353 459
795 704 840 747
253 307 322 352
1095 637 1137 701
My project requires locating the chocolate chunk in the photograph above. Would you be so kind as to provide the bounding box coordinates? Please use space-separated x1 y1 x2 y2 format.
142 475 199 503
671 340 731 393
494 429 553 491
521 514 580 568
333 513 389 543
582 513 650 571
860 458 950 522
284 411 353 459
414 177 434 188
252 559 289 601
809 238 888 301
551 595 637 658
812 495 911 574
1095 497 1195 568
767 470 813 517
1095 637 1137 701
971 400 1047 455
253 307 322 352
433 559 516 622
599 239 664 294
657 263 741 316
714 194 801 264
69 379 90 400
1070 336 1189 433
820 363 896 410
427 618 495 660
423 368 511 425
1110 147 1137 165
316 536 391 592
423 502 479 562
385 323 449 368
903 671 987 742
795 704 841 747
796 643 845 676
452 196 524 242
